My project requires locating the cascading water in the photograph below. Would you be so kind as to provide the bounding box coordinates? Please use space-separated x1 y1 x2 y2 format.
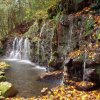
9 37 30 60
82 50 94 82
9 37 20 59
37 23 46 64
37 20 54 65
83 50 87 81
23 37 30 60
67 16 74 52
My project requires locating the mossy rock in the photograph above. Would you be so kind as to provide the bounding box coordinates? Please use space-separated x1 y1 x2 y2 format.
0 48 4 56
48 59 56 67
0 71 5 76
0 82 12 96
0 76 6 82
0 62 10 70
0 82 18 97
48 59 63 70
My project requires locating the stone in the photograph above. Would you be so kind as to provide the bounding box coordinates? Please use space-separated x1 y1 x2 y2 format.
48 52 64 71
0 62 10 70
0 71 5 76
89 69 100 86
4 86 18 98
0 82 18 98
0 76 6 82
65 59 83 80
37 71 63 81
48 59 63 71
41 88 49 96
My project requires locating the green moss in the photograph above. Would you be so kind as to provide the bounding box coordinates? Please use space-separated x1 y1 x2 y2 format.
0 82 12 96
0 71 5 76
85 18 94 31
0 62 10 70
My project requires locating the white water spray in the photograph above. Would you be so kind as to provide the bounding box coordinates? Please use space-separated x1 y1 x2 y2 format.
9 37 30 60
67 18 73 52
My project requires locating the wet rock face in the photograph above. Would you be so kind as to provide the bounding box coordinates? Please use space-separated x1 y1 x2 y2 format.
29 20 55 66
65 59 83 80
48 0 93 19
53 15 84 54
48 52 64 71
54 11 97 55
88 69 100 86
65 57 100 84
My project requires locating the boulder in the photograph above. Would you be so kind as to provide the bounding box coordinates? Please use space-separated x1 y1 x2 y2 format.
4 86 18 98
0 76 6 82
48 60 63 71
0 82 18 98
0 62 10 70
94 53 100 63
0 71 5 76
41 88 50 96
48 52 64 71
65 59 83 80
37 71 63 81
88 69 100 86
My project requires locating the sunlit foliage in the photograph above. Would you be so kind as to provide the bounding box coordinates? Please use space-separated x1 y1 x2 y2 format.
0 0 58 38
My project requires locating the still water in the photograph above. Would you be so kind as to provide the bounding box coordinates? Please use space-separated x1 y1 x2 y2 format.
5 61 62 98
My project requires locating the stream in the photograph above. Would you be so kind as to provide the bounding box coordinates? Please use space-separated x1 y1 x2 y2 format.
5 61 61 98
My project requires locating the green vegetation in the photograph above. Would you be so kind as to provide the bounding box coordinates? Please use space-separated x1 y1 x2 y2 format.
0 0 100 99
0 0 58 38
0 0 99 39
0 62 10 70
83 16 94 36
0 82 12 95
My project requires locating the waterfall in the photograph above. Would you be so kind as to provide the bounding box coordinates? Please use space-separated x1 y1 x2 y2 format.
83 50 87 81
23 37 30 60
67 15 74 52
37 23 46 64
37 20 54 65
9 37 30 60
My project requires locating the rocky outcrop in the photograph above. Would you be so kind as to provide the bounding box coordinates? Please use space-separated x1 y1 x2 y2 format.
48 52 64 71
37 71 63 81
47 0 94 19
